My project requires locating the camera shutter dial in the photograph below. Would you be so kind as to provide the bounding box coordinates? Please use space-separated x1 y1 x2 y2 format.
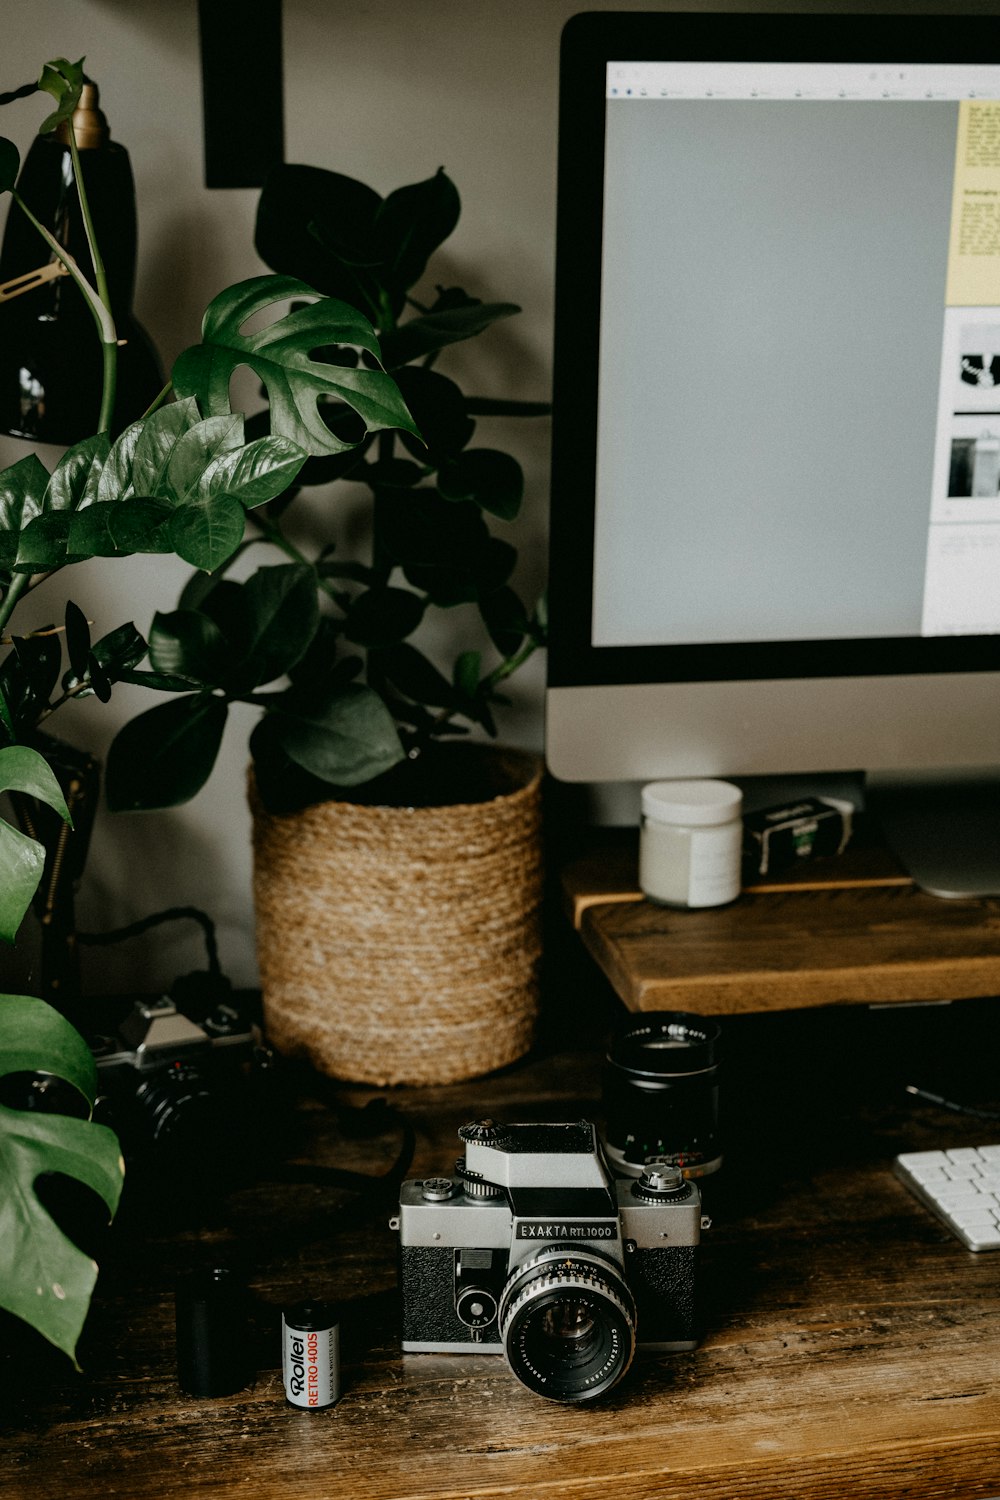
632 1162 693 1201
421 1178 455 1201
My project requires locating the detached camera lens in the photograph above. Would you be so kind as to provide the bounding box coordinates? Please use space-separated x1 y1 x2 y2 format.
603 1011 722 1178
500 1248 635 1403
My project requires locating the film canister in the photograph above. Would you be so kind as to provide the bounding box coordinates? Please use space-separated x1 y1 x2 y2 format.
175 1266 252 1397
282 1301 340 1409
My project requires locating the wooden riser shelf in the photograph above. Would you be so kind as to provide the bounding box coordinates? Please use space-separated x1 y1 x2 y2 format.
562 830 1000 1014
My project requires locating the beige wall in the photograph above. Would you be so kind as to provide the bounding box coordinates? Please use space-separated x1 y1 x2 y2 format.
3 0 998 994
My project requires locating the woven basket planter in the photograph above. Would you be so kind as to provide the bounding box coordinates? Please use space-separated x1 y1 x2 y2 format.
249 746 543 1086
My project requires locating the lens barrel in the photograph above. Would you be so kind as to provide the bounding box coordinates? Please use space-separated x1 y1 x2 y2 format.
603 1011 722 1178
499 1246 636 1403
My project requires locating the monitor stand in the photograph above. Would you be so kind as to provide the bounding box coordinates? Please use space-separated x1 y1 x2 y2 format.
867 775 1000 899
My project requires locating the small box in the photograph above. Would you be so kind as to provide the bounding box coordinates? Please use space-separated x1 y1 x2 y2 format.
742 796 853 878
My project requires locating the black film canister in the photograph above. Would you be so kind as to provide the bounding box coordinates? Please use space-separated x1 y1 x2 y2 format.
175 1267 252 1397
603 1011 722 1178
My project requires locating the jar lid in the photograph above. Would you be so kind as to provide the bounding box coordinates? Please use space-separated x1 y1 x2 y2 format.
641 779 743 827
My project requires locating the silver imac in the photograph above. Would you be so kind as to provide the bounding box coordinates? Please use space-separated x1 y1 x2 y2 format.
546 12 1000 895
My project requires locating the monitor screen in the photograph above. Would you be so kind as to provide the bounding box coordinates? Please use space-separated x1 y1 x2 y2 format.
547 12 1000 790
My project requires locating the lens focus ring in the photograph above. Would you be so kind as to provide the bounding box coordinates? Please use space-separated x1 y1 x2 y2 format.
499 1247 636 1403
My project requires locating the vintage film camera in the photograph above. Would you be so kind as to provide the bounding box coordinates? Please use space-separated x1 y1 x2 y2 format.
394 1119 707 1404
91 995 271 1161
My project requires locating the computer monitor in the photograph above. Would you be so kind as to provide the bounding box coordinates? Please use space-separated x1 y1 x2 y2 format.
546 11 1000 895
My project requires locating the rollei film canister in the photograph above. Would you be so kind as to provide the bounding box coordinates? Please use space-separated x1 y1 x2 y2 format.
282 1301 340 1409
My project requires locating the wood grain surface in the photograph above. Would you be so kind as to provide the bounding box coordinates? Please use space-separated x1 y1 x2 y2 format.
578 884 1000 1014
2 1016 1000 1500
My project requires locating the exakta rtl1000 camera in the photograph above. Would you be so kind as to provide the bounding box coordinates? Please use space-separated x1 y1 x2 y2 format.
394 1118 706 1404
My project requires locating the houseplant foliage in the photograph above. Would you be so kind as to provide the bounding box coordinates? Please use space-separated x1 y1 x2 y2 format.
0 993 123 1366
104 163 548 815
0 57 415 1354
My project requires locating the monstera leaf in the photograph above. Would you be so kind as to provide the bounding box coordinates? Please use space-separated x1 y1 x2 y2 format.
0 745 70 944
0 995 123 1365
172 275 420 456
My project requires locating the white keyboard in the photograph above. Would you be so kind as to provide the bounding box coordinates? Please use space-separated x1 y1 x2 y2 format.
893 1145 1000 1251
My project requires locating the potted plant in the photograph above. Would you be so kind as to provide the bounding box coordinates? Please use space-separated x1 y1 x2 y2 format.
0 58 415 1361
104 163 550 1088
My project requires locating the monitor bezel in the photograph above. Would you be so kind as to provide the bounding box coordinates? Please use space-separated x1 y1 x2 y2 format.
548 10 1000 690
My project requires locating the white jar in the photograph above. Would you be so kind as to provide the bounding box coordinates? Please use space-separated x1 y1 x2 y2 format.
639 780 743 909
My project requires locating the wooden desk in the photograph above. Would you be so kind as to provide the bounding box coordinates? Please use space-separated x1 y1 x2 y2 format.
2 1018 1000 1500
563 830 1000 1013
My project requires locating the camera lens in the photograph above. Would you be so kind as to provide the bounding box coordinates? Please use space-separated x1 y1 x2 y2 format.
499 1247 636 1403
603 1011 722 1178
134 1064 217 1152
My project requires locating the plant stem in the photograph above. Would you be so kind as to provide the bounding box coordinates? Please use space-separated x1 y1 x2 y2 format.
0 573 30 636
141 381 173 419
246 511 343 606
35 677 96 723
485 635 541 691
67 133 111 315
11 192 114 344
67 133 119 434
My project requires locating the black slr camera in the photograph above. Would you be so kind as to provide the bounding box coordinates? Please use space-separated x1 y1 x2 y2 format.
92 995 269 1161
395 1118 705 1404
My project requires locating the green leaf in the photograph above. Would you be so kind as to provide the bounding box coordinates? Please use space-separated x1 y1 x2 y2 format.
64 601 90 678
343 587 424 648
14 512 77 571
37 56 85 134
0 994 123 1366
5 635 62 722
164 414 244 504
0 454 49 559
130 398 203 497
105 694 228 811
194 435 307 508
480 585 529 657
114 669 200 693
108 498 174 553
255 165 385 313
235 563 320 689
453 650 482 699
371 642 457 710
395 367 474 461
373 168 461 292
90 622 147 678
172 275 419 457
380 301 519 369
0 821 45 946
0 745 71 944
65 504 120 559
148 610 229 685
438 448 523 520
96 419 144 504
0 743 71 820
43 434 109 514
262 685 404 786
0 137 20 195
167 495 246 573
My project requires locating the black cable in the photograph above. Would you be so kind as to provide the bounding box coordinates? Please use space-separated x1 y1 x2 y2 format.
0 82 38 107
904 1084 1000 1123
77 905 221 977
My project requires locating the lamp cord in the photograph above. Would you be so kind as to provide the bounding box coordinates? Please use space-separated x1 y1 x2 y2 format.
77 906 222 978
0 82 39 107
